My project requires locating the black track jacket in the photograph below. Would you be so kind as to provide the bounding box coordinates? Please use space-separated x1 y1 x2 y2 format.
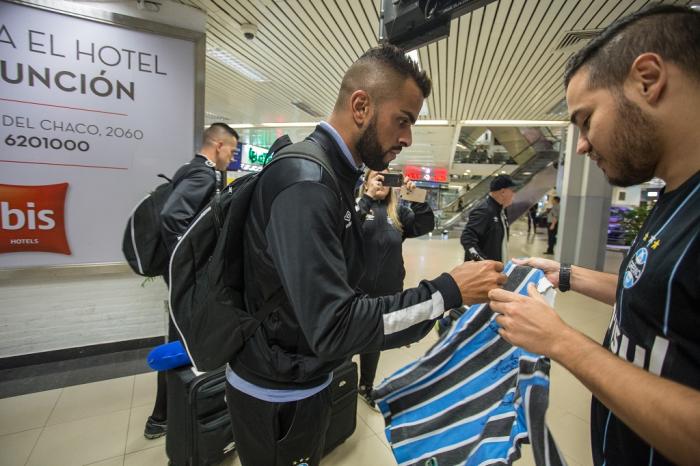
233 125 462 390
357 195 434 296
460 195 508 262
160 155 218 253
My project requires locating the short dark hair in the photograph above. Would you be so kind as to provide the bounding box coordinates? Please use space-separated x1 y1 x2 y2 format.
553 196 561 203
358 44 432 98
335 44 432 109
564 4 700 90
203 123 239 145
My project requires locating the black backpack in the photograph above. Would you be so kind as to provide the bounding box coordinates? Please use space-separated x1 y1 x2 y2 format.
168 140 339 372
122 163 214 277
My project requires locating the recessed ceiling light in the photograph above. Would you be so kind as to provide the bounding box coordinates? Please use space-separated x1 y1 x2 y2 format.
207 47 269 82
260 122 317 127
461 120 568 127
416 120 449 126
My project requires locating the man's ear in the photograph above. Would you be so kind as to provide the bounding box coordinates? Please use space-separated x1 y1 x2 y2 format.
627 53 666 105
350 90 371 127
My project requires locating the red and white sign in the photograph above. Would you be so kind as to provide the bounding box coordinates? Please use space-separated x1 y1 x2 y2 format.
0 183 71 255
403 166 448 183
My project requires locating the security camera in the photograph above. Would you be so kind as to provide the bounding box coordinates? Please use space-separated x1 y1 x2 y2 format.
241 23 257 40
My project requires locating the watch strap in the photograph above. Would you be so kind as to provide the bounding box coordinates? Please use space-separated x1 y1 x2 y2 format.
559 263 572 292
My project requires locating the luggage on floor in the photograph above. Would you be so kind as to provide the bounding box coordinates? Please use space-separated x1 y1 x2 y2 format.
323 361 358 455
166 366 235 466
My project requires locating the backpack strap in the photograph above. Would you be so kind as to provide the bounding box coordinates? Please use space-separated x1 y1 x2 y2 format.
265 140 341 195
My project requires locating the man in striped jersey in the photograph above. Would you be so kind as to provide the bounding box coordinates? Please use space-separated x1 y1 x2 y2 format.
489 5 700 465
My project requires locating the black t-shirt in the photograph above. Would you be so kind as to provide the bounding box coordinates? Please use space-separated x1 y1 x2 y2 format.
591 170 700 466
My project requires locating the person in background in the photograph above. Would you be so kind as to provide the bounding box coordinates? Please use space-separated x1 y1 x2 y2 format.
460 174 516 262
489 5 700 465
144 123 239 439
527 203 538 234
544 196 560 255
436 174 517 336
356 169 435 409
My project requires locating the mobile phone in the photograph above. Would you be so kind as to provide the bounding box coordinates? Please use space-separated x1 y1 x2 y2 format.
382 173 403 187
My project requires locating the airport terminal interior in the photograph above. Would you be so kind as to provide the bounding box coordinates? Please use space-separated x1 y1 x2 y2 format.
1 0 698 465
0 225 622 466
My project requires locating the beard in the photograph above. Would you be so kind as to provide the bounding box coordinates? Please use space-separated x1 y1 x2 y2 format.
597 94 661 187
356 116 397 171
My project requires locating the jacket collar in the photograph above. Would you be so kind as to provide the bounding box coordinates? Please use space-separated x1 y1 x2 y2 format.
487 194 504 211
306 125 364 189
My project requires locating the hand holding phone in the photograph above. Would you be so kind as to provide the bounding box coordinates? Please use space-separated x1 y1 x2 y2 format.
381 173 404 187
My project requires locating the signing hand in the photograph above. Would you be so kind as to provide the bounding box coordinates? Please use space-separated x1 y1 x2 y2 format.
512 257 561 288
450 260 507 305
489 283 569 357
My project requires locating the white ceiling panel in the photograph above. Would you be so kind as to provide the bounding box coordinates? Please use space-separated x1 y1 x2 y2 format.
182 0 691 167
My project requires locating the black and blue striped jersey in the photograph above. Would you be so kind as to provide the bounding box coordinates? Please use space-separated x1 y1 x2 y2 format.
373 264 565 466
592 169 700 466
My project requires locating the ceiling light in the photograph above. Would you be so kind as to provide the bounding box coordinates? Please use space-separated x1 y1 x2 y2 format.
260 122 318 127
291 101 324 118
460 120 568 127
207 47 269 82
455 143 467 150
205 111 230 121
228 124 255 129
416 120 449 126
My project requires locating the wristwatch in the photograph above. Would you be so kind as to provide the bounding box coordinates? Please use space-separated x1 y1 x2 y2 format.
559 263 572 292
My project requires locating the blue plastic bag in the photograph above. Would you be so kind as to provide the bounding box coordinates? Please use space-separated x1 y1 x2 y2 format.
147 340 191 371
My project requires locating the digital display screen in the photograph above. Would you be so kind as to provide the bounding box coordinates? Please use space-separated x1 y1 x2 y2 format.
404 166 448 183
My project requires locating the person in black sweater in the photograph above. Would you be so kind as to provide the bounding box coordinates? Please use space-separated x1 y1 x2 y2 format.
356 169 435 408
145 123 238 439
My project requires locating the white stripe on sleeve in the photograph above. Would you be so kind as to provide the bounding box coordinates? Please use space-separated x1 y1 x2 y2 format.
383 291 445 336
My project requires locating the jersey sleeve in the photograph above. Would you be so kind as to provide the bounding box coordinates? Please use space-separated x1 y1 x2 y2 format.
400 202 435 239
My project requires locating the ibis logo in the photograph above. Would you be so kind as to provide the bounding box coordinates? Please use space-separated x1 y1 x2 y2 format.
0 183 71 255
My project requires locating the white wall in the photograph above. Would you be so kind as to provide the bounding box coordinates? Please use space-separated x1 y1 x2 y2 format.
0 267 168 357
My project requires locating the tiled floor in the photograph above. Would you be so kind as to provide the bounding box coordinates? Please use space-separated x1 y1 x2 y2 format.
0 218 618 466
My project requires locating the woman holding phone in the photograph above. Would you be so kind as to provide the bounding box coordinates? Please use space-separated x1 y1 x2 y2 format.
355 169 435 409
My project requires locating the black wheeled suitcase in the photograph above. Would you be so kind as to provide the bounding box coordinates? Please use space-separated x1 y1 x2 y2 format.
323 361 358 455
166 366 235 466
